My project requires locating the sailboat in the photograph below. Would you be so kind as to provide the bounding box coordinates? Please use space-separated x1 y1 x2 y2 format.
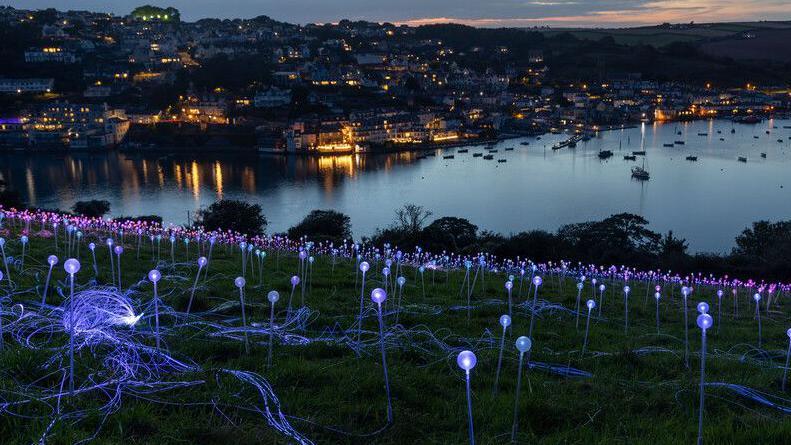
632 159 650 180
632 128 650 180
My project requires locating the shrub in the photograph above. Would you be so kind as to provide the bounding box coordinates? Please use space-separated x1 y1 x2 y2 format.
194 199 267 236
72 200 111 218
287 210 351 245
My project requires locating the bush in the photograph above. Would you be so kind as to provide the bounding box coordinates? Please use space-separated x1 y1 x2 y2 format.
72 200 111 218
194 199 267 236
421 217 478 252
287 210 351 245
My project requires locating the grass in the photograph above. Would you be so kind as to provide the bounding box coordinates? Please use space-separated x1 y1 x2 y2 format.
0 223 790 444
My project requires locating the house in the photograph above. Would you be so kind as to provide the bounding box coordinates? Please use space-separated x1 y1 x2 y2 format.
0 78 54 94
24 47 79 64
254 88 292 108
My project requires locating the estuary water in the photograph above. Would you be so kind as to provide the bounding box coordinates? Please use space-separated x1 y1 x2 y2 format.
1 118 790 252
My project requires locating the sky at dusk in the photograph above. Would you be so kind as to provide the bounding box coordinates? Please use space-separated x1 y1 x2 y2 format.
3 0 791 27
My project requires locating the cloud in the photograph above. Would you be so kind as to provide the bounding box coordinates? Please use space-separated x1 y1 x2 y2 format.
396 0 791 27
6 0 791 25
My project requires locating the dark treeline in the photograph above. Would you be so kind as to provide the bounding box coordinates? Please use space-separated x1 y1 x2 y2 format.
2 191 789 281
189 199 791 282
366 204 791 281
410 24 791 86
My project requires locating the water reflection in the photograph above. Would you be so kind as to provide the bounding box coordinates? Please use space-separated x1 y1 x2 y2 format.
1 118 790 252
1 149 424 215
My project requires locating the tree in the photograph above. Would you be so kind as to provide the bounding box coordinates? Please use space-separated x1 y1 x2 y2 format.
421 217 478 252
393 203 432 234
659 231 688 256
194 199 267 236
558 213 660 265
732 220 791 277
658 230 690 270
72 200 111 218
494 230 567 263
287 210 351 245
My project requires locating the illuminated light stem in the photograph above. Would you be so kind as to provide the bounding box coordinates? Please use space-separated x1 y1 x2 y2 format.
107 245 115 287
68 272 76 394
755 299 762 349
656 296 661 334
287 283 296 316
239 287 249 354
375 301 393 423
733 289 738 319
186 264 203 315
300 258 306 307
42 263 54 306
684 297 690 368
581 306 592 358
267 301 275 368
0 244 10 286
598 287 605 317
204 243 214 280
511 351 526 442
717 295 722 335
493 325 507 395
528 287 539 339
116 251 122 290
623 291 629 335
90 248 98 276
697 327 707 445
153 280 161 350
357 271 367 345
465 370 475 445
574 287 582 330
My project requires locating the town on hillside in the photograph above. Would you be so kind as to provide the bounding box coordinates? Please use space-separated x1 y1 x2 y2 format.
0 5 789 153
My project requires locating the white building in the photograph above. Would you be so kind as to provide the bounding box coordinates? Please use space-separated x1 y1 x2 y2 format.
24 47 79 64
254 88 292 108
0 78 54 93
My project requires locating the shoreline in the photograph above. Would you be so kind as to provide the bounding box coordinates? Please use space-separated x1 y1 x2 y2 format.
6 115 783 156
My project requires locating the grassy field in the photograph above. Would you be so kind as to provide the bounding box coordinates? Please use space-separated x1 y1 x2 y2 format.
0 225 790 444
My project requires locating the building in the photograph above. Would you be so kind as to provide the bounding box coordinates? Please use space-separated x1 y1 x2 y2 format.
0 78 53 94
28 102 129 148
254 87 292 108
24 47 79 64
0 117 28 146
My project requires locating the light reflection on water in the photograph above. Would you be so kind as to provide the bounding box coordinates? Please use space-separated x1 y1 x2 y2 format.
1 119 790 252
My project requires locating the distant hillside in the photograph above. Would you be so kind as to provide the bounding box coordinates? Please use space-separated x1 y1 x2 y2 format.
537 21 791 56
414 23 791 85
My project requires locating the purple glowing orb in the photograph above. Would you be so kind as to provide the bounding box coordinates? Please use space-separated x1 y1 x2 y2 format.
456 350 477 371
515 336 532 353
697 313 713 330
64 258 80 275
148 269 162 283
371 287 387 304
